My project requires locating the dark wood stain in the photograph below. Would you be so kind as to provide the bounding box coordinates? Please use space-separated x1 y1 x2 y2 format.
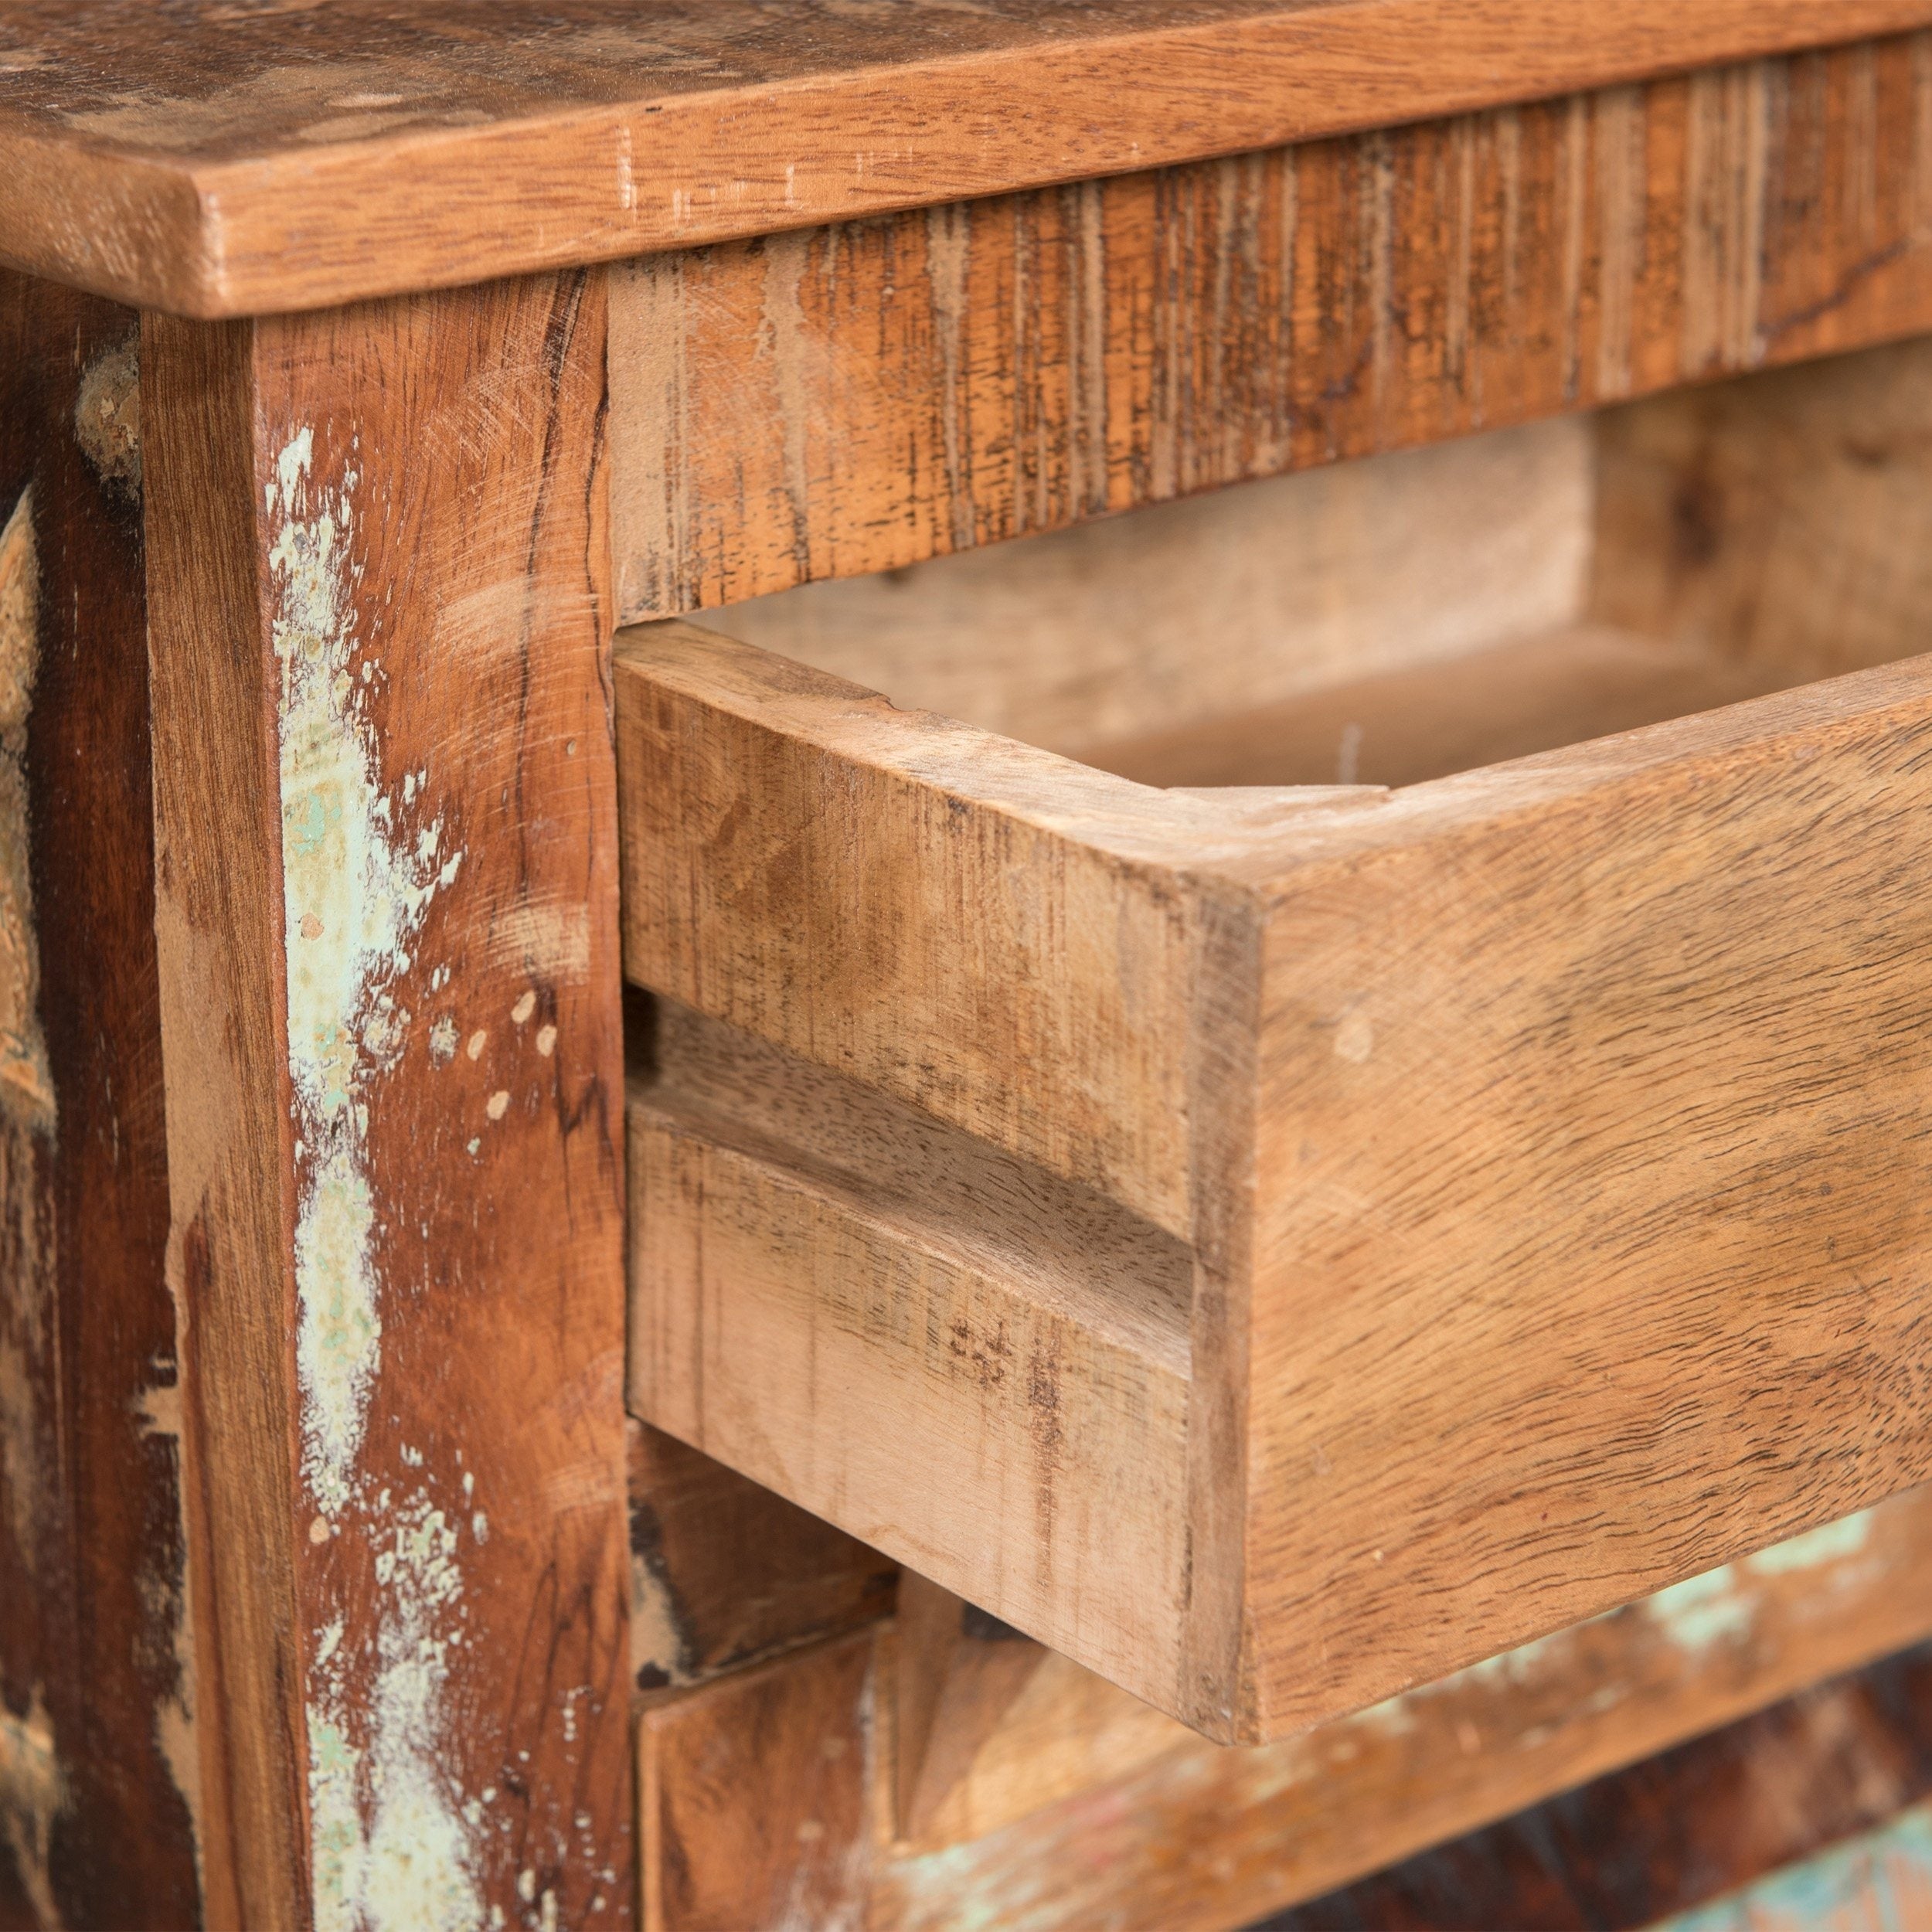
0 271 202 1931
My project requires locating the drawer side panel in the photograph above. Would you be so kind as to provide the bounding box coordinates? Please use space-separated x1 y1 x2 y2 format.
1244 665 1932 1733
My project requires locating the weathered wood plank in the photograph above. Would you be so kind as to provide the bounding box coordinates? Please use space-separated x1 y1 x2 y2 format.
9 2 1932 316
142 275 631 1930
612 36 1932 617
0 274 201 1930
631 1493 1932 1930
872 1495 1932 1932
1643 1802 1932 1932
1278 1648 1932 1931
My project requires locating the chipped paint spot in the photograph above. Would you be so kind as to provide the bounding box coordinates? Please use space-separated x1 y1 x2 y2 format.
1745 1506 1874 1577
535 1025 557 1059
0 1687 64 1930
269 428 461 1515
1645 1563 1755 1653
465 1029 487 1061
310 1485 487 1932
511 991 536 1026
485 1090 510 1122
74 338 141 496
428 1016 457 1066
0 491 53 1137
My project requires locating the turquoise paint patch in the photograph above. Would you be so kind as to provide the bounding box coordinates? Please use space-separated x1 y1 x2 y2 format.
1650 1801 1932 1930
1645 1563 1755 1655
1745 1508 1875 1578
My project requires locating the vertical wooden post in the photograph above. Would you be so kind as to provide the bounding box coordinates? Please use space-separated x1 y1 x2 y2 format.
0 270 203 1932
141 274 632 1930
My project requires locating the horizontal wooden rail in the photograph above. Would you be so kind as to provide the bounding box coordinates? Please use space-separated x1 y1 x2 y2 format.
9 3 1932 314
614 32 1932 617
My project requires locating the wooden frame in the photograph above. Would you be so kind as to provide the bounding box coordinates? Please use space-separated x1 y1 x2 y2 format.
12 7 1932 1925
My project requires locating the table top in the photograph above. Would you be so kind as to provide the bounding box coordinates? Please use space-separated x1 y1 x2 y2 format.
4 0 1929 318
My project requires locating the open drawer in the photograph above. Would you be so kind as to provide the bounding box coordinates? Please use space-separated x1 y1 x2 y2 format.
617 337 1932 1744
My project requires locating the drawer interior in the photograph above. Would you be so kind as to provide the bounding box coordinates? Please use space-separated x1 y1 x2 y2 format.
697 336 1932 788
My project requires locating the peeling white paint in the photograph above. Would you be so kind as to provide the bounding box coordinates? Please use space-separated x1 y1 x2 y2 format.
268 431 485 1930
271 428 463 1515
309 1485 488 1932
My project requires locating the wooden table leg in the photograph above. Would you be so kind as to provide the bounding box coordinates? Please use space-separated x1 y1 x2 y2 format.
0 272 202 1931
141 274 631 1930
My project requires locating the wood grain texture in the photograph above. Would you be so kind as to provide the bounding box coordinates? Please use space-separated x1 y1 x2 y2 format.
629 1492 1932 1931
638 1628 876 1932
0 276 200 1930
144 300 304 1932
1276 1642 1932 1932
613 33 1932 618
8 2 1932 317
143 275 631 1930
626 993 1196 1713
1236 657 1932 1733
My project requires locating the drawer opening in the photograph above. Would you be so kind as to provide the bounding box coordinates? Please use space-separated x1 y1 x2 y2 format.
696 338 1932 793
615 332 1932 1743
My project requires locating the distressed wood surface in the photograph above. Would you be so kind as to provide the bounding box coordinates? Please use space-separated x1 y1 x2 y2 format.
614 32 1932 618
1643 1804 1932 1932
7 2 1932 316
0 275 200 1930
142 276 631 1930
1278 1643 1932 1932
628 1417 896 1699
631 1491 1932 1931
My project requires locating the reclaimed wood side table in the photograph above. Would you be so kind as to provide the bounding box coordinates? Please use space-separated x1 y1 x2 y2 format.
13 4 1932 1927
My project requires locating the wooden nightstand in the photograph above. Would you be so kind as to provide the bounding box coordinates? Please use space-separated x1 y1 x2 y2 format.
11 5 1932 1927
